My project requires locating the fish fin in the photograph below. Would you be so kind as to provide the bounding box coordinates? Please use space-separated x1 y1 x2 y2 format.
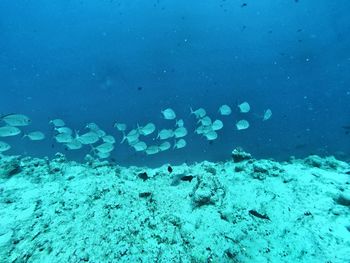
120 131 126 144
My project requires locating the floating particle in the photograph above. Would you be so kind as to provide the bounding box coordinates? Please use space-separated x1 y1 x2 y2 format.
0 126 21 137
77 131 99 145
24 131 45 141
145 145 160 155
161 108 176 120
238 102 250 113
205 130 218 141
174 139 186 149
55 133 73 143
212 120 224 131
159 141 171 151
114 123 127 131
133 141 147 152
263 109 272 121
138 123 156 136
95 142 114 154
157 129 174 140
218 105 232 115
190 107 206 118
50 119 65 127
102 135 116 144
174 127 188 138
55 127 73 135
236 120 250 130
0 141 11 152
1 114 31 126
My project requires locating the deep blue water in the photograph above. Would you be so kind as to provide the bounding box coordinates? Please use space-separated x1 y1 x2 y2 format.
0 0 349 166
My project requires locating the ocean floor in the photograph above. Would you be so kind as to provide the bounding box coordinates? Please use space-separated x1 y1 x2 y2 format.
0 151 349 263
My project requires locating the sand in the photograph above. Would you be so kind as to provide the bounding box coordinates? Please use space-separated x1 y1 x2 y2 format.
0 150 349 262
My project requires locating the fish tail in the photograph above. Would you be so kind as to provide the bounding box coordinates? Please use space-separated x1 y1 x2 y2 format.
120 132 126 144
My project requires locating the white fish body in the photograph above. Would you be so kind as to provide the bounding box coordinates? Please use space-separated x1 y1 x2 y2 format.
95 142 114 154
198 116 212 126
24 131 45 141
157 129 174 140
65 139 83 150
145 145 159 155
195 125 212 135
121 129 139 144
1 114 31 126
114 123 127 131
161 108 176 120
55 127 73 135
0 126 21 137
190 107 206 118
86 122 100 131
55 133 73 143
174 127 188 138
77 131 100 144
238 102 250 113
133 141 147 152
0 141 11 152
175 119 184 127
159 141 171 151
205 131 218 141
102 135 116 144
174 139 186 149
236 120 250 130
50 119 65 127
212 120 224 131
139 123 156 136
263 109 272 121
219 105 232 115
97 151 110 159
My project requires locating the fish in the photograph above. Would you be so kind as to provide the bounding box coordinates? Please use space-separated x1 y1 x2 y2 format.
49 119 65 127
157 129 174 140
86 122 100 131
55 133 73 143
1 114 31 126
97 151 110 159
55 127 73 135
176 119 184 127
195 125 212 135
236 120 250 130
161 108 176 120
218 105 232 116
133 141 147 152
198 116 212 126
95 129 106 138
174 127 188 138
145 145 160 155
102 135 116 144
205 130 218 141
138 123 156 136
238 102 250 113
23 131 45 141
65 139 83 150
263 109 272 121
174 139 186 149
76 131 100 145
121 129 140 144
0 141 11 152
190 107 206 118
94 142 114 154
0 126 21 137
114 123 127 131
211 120 223 131
159 141 171 151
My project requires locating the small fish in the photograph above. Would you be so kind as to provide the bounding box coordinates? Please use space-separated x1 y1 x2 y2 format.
86 122 100 131
121 129 140 144
263 109 272 121
24 131 45 141
1 114 31 127
145 145 160 155
97 151 110 159
157 129 174 140
49 119 65 127
133 141 147 152
161 108 176 120
204 130 218 141
65 139 83 150
94 142 114 154
102 135 116 144
55 133 73 143
0 126 21 137
114 123 127 131
218 105 232 116
212 120 223 131
236 120 250 130
0 141 11 152
198 116 212 126
190 107 206 118
95 129 106 138
238 102 250 113
195 125 212 135
176 119 184 127
138 123 156 136
174 127 188 138
55 127 73 135
159 141 171 151
174 139 186 149
76 131 100 145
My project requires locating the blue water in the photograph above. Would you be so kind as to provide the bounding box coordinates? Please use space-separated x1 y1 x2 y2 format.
0 0 349 166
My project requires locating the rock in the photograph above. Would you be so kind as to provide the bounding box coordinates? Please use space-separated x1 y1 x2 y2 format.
0 156 21 179
231 148 252 163
335 191 350 207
